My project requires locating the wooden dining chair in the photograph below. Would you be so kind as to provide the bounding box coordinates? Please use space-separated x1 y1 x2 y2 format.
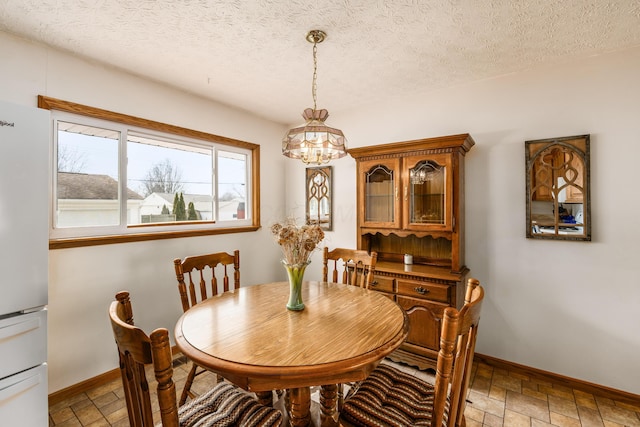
173 250 240 404
322 247 378 412
108 291 283 427
322 247 378 288
339 278 484 427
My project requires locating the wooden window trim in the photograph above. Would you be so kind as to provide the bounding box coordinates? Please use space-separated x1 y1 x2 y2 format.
39 96 261 249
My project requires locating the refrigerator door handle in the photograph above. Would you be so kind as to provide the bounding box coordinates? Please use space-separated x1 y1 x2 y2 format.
0 317 41 340
0 370 44 402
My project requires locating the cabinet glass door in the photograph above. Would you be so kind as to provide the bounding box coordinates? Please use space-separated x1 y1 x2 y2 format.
403 154 452 230
359 159 400 228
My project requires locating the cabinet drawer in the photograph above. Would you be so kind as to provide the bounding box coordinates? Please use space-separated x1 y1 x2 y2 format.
396 279 449 303
0 309 47 380
370 275 394 293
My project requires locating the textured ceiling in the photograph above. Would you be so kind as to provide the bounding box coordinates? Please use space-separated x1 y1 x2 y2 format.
1 1 640 125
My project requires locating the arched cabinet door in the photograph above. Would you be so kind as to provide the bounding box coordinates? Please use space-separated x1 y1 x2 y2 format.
357 158 402 229
402 153 454 232
526 134 590 241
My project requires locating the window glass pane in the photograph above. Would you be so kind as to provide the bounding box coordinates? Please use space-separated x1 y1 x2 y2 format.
127 133 213 225
218 151 247 221
45 97 259 246
56 121 120 228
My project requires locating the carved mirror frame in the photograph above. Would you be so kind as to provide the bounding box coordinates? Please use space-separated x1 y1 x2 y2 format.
306 166 332 231
525 134 591 241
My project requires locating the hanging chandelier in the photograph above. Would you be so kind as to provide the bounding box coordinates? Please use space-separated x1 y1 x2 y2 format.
282 30 347 165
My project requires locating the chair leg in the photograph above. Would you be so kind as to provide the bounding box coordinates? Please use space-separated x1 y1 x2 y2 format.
179 363 199 405
337 383 344 413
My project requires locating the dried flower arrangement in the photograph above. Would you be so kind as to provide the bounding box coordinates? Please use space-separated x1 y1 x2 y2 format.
270 218 325 265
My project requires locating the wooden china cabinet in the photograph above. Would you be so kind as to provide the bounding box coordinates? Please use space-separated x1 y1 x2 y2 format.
349 134 474 371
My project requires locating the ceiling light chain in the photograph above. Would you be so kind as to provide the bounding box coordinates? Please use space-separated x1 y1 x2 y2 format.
282 30 347 165
311 34 319 112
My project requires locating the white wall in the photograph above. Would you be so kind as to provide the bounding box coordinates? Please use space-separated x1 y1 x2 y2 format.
287 47 640 394
0 31 289 393
3 29 639 396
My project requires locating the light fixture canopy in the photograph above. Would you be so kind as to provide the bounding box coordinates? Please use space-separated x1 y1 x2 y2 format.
282 30 347 165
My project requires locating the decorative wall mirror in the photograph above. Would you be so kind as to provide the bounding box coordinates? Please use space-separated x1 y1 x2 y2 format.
306 166 332 230
525 134 590 241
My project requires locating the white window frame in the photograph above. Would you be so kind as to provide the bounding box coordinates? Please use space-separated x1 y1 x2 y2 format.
39 96 260 249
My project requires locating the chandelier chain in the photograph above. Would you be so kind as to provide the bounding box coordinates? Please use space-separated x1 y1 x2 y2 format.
312 41 318 112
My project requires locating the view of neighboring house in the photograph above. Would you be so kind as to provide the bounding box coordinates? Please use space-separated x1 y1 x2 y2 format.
140 192 213 222
56 172 143 227
56 174 246 226
138 193 246 223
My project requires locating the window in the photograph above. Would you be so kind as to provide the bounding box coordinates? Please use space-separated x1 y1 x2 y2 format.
39 96 260 248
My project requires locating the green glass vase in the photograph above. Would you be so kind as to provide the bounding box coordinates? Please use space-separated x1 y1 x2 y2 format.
283 261 309 311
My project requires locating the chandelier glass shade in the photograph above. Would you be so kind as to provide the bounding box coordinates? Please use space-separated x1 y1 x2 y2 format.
282 30 347 165
282 108 347 164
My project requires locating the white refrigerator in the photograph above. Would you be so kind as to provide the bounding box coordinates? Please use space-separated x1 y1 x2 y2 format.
0 100 49 426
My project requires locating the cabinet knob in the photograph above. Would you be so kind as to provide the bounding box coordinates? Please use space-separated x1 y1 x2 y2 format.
414 286 430 295
371 280 379 286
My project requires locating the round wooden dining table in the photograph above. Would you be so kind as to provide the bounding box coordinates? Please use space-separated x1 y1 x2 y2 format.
174 280 408 427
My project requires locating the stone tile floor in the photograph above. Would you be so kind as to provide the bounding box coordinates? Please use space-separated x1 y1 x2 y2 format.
49 356 640 426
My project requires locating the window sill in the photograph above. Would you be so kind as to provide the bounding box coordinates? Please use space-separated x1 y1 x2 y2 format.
49 225 261 249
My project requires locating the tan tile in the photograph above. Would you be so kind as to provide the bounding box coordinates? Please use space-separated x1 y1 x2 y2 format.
539 385 575 402
475 363 494 379
50 407 75 425
529 378 554 389
104 405 129 425
602 420 625 427
550 383 574 395
483 412 503 426
531 418 554 426
464 403 486 423
472 374 492 395
522 379 540 392
49 393 89 413
85 380 122 400
506 390 550 422
84 418 110 427
465 417 482 427
573 389 594 400
615 400 640 413
493 367 509 377
74 403 104 426
550 411 581 427
110 417 131 427
575 392 598 410
597 401 640 426
488 384 506 402
522 387 548 402
577 406 605 427
113 387 126 400
99 397 126 417
492 373 522 393
504 408 531 427
509 371 530 382
91 391 119 409
548 394 578 419
467 389 506 418
595 395 615 406
69 396 93 412
51 418 82 427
